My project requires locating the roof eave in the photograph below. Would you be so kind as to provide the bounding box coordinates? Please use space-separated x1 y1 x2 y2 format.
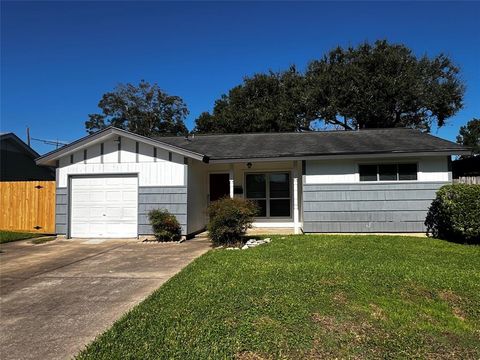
207 149 471 163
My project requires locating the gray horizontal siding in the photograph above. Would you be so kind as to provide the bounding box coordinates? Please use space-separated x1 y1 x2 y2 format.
139 193 187 204
56 188 68 235
138 186 188 235
137 187 187 194
303 182 447 191
302 182 447 233
304 200 433 212
304 222 427 233
303 210 427 222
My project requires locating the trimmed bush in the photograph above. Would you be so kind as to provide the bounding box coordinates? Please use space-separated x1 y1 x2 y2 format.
425 184 480 244
148 209 182 242
207 197 258 245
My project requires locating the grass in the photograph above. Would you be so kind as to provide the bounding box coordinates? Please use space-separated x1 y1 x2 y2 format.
77 235 480 359
0 230 43 244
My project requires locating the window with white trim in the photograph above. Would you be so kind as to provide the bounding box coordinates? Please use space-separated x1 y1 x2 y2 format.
245 172 291 217
359 163 417 182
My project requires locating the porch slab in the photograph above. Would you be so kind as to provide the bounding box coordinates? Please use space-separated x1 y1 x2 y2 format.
247 227 295 235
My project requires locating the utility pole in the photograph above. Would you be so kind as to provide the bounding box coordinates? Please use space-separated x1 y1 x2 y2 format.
26 127 31 146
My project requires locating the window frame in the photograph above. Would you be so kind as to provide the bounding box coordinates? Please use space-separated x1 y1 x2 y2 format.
358 162 419 182
245 173 268 217
245 171 292 219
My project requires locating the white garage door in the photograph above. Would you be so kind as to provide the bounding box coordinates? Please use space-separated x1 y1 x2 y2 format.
70 176 138 238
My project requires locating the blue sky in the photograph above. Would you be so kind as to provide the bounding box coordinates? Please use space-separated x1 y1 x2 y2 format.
1 1 479 154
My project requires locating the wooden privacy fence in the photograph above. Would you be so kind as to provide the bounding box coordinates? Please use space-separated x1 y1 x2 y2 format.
0 181 56 233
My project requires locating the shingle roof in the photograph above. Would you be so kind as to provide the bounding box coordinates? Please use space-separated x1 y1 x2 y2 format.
1 132 40 158
155 128 468 161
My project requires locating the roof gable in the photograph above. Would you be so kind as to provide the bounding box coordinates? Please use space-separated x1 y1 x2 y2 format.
35 127 207 166
0 133 39 159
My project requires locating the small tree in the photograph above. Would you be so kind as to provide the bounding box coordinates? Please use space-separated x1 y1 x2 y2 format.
207 197 258 246
148 209 182 242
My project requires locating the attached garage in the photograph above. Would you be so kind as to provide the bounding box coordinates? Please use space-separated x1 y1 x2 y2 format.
70 176 138 238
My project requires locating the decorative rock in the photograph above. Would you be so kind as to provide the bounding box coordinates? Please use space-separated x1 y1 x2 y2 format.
246 239 257 245
241 245 249 250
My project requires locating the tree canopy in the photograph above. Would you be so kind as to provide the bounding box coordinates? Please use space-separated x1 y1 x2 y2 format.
195 40 465 134
194 67 310 133
85 80 188 136
457 118 480 156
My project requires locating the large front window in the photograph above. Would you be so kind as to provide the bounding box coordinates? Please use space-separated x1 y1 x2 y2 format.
245 172 291 217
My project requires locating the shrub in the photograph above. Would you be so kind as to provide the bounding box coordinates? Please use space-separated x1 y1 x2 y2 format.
148 209 182 242
425 184 480 244
207 197 258 245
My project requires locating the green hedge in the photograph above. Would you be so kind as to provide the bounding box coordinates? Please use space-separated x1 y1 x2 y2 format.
207 197 258 246
425 184 480 244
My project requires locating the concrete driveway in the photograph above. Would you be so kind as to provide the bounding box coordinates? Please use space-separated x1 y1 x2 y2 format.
0 236 211 360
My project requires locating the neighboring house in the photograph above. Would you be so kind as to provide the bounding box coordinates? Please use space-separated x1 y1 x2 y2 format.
35 127 468 239
452 156 480 184
452 156 480 177
0 132 54 181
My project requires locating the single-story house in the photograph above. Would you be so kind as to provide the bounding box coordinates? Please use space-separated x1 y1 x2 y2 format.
1 132 55 181
35 127 469 239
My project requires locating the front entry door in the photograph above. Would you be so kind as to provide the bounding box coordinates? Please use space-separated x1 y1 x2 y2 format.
209 173 230 202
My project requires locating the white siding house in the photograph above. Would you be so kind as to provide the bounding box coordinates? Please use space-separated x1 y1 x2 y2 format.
36 127 469 239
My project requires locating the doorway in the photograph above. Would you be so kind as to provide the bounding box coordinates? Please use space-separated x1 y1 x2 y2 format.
209 173 230 202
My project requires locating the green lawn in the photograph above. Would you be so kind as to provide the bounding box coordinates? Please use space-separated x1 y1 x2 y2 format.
78 235 480 359
0 230 43 244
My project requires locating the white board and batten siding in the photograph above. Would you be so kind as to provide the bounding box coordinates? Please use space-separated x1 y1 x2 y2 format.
56 137 186 188
302 156 451 233
56 136 188 238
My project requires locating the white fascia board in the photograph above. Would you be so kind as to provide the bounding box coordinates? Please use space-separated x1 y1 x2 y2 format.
36 127 206 166
207 150 471 164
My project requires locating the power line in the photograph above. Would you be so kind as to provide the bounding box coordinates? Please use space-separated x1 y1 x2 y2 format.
31 137 69 149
